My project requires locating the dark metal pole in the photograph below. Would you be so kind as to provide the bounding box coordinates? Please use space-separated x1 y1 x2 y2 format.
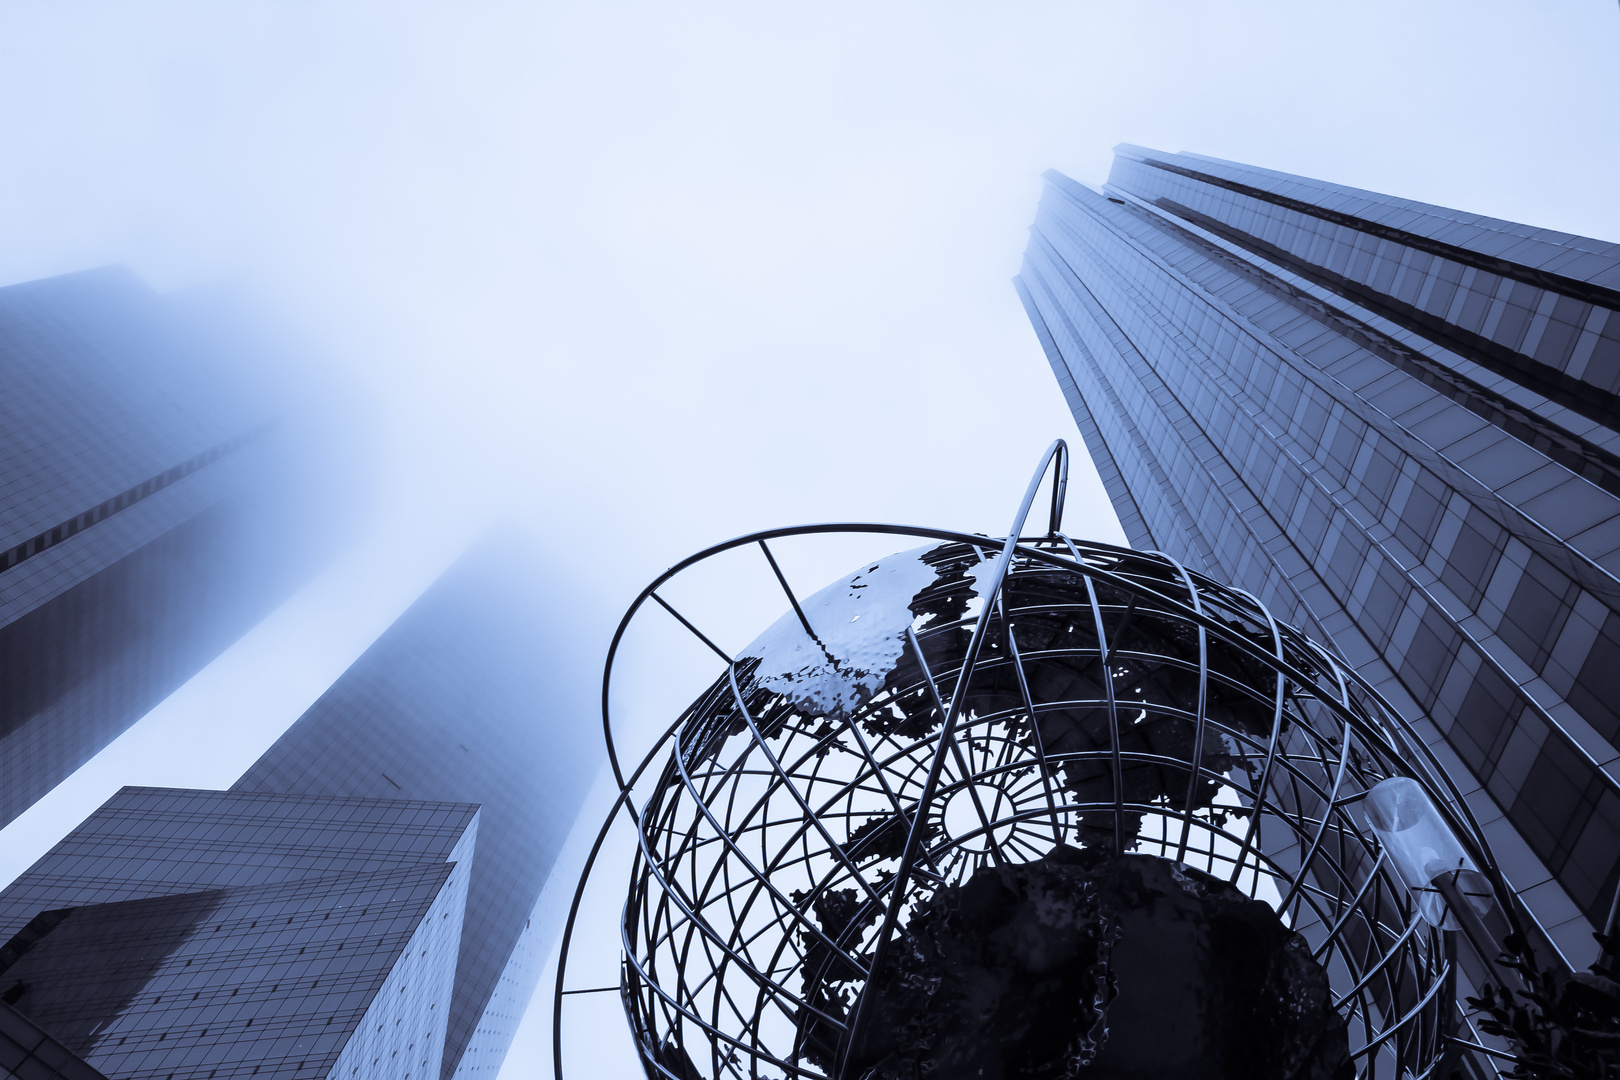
1435 871 1521 992
1598 874 1620 976
1434 931 1463 1080
834 441 1069 1079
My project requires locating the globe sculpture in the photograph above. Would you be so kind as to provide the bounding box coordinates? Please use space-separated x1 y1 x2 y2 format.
552 443 1516 1080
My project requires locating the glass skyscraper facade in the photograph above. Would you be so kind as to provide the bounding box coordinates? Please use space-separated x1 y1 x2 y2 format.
0 786 477 1080
0 267 332 827
1017 145 1620 967
232 533 602 1080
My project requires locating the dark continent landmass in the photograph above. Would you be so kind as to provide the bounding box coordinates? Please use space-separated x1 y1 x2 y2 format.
832 847 1351 1080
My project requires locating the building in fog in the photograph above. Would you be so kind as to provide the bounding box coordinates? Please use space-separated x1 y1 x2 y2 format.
1017 145 1620 966
0 533 598 1080
0 268 336 827
232 533 602 1080
0 787 476 1080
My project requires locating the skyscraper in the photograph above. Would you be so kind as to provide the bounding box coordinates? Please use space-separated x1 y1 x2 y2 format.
232 532 602 1080
0 267 335 826
0 786 477 1080
1016 145 1620 967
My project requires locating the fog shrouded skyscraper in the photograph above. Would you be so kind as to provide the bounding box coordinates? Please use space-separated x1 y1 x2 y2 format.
0 536 596 1080
0 267 336 827
232 533 602 1080
1017 145 1620 966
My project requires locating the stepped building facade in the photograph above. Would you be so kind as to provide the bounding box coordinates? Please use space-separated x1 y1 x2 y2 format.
0 787 475 1080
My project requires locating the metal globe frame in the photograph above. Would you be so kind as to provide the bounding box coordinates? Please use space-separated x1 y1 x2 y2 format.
553 442 1520 1080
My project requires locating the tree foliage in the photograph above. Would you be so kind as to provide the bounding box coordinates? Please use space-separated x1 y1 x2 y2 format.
1467 933 1620 1079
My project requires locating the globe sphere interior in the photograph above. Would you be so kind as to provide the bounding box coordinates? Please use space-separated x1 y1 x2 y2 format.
617 535 1476 1080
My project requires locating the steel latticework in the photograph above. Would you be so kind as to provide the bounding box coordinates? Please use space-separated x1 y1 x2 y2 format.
553 442 1518 1080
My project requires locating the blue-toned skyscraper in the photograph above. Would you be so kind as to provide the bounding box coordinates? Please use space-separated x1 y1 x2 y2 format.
233 533 602 1080
1017 145 1620 967
0 268 335 827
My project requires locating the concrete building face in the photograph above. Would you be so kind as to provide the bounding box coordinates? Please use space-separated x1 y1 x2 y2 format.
0 269 325 827
232 535 602 1080
0 787 477 1080
1016 145 1620 966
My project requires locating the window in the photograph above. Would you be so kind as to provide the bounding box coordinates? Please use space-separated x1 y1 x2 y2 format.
1354 447 1399 512
1491 281 1540 352
1585 315 1620 393
1421 260 1464 317
1295 495 1331 552
1327 419 1362 474
1348 241 1377 282
1457 276 1498 334
1439 507 1505 609
1567 611 1620 745
1392 251 1432 305
1299 398 1331 451
1563 789 1620 923
1534 296 1590 370
1509 732 1602 875
1325 529 1369 597
1497 556 1576 673
1447 664 1523 776
1356 562 1409 651
1399 606 1461 709
1369 249 1400 294
1394 478 1446 558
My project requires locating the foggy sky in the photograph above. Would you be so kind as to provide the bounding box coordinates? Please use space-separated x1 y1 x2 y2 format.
0 1 1616 1076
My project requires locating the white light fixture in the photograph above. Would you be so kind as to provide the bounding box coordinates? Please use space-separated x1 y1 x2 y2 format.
1365 776 1493 929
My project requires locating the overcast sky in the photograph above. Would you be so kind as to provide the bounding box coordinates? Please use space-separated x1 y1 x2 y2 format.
0 1 1616 1076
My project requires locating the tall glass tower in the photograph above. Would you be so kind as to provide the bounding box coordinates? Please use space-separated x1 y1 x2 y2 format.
232 532 602 1080
0 267 334 826
1017 145 1620 967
